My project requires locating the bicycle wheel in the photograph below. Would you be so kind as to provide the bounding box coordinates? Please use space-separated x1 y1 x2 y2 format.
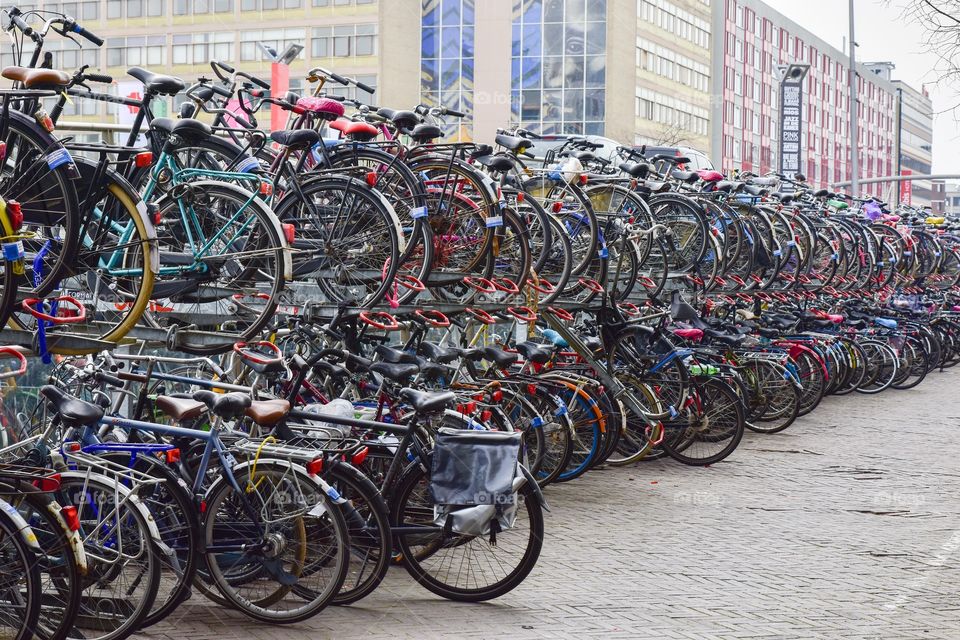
1 110 80 297
0 498 41 640
9 161 155 352
661 377 745 466
273 175 401 307
742 360 800 433
2 484 79 640
605 375 664 467
322 461 391 606
57 472 160 640
202 461 349 623
856 340 898 394
393 463 543 601
143 181 286 354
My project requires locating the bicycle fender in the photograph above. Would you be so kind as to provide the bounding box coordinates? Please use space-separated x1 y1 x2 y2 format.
0 497 43 551
517 463 549 512
59 470 169 553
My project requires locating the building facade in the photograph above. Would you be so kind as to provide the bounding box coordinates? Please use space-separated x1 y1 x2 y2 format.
892 79 934 207
9 0 716 151
710 0 899 196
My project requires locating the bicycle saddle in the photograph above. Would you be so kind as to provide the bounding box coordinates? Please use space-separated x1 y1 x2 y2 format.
375 344 418 364
670 169 699 183
312 360 350 379
618 162 650 178
270 129 320 149
369 361 420 383
415 357 455 382
480 346 518 368
150 117 212 142
1 66 70 88
377 108 419 130
408 123 443 143
155 395 206 421
474 153 517 172
192 391 251 419
127 66 185 95
494 133 530 153
702 328 745 346
329 119 379 141
418 341 462 364
515 341 555 365
245 399 291 427
399 388 455 414
40 385 104 425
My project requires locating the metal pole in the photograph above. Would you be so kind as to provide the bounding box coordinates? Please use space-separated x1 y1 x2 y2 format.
848 0 859 195
895 87 902 204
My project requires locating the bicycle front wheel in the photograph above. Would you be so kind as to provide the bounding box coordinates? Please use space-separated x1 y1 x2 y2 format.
203 461 350 624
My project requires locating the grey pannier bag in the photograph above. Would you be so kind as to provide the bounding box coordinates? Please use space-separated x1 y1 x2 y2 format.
429 427 523 543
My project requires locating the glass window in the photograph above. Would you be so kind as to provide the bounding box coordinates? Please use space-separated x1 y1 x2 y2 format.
313 0 329 5
284 0 300 7
107 0 122 18
215 0 233 11
147 0 164 16
127 0 143 17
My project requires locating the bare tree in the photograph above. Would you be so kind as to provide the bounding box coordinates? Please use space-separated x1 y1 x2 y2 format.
652 119 690 147
899 1 960 93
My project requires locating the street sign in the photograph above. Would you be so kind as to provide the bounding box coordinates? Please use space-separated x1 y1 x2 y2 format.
778 64 809 187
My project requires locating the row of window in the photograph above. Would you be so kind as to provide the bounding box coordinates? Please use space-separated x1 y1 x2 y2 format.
638 0 710 50
98 24 376 67
635 87 709 137
45 0 373 20
636 41 709 93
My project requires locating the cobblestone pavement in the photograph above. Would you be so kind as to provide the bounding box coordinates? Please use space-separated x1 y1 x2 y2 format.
145 369 960 640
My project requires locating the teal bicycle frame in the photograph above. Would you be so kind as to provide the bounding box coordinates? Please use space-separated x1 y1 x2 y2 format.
100 151 273 279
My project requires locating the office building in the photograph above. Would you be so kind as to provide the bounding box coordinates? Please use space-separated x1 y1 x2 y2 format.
710 0 899 196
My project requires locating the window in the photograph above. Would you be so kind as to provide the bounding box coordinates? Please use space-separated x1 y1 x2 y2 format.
312 23 376 58
107 0 122 18
127 0 143 18
172 32 233 64
240 28 304 60
147 0 164 15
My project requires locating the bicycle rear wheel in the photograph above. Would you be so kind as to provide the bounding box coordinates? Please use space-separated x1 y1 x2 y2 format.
393 464 543 601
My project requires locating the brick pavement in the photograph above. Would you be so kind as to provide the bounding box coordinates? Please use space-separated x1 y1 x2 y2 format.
145 369 960 639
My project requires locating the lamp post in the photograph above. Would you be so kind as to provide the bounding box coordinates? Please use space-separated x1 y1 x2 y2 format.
848 0 859 195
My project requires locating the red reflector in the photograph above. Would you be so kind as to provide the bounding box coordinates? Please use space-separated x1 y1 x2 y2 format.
365 171 378 187
165 448 181 464
551 201 563 213
61 505 80 532
134 151 153 168
6 200 22 231
260 181 273 196
65 442 81 452
0 141 7 163
282 223 295 243
33 473 61 492
579 174 588 185
351 446 369 466
527 383 537 395
480 410 492 422
516 192 524 203
491 389 503 403
306 458 323 476
199 500 207 514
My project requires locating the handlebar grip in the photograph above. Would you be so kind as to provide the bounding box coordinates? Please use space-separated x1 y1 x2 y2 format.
211 83 233 98
85 72 113 83
444 108 466 118
355 80 375 94
247 74 270 90
214 60 235 74
329 71 350 85
11 13 32 35
96 371 125 388
72 23 103 46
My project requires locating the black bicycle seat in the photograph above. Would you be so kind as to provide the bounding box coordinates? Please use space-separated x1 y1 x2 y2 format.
40 385 104 425
399 388 455 414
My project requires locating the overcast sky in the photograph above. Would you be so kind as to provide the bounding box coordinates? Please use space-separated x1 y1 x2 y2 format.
763 0 958 173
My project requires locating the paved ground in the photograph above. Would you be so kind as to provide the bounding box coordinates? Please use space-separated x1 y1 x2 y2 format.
145 369 960 639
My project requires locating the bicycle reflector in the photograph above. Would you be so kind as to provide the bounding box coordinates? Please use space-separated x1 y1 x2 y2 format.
33 473 61 492
282 223 296 243
6 200 22 231
260 181 273 196
350 446 369 466
306 458 323 476
164 448 181 464
365 171 378 187
134 151 153 168
60 505 81 532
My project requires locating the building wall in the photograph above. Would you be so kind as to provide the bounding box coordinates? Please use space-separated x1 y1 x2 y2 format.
711 0 897 196
634 0 712 153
